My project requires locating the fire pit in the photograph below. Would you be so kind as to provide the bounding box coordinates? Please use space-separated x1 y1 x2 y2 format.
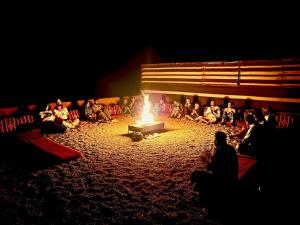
128 121 164 134
129 93 165 135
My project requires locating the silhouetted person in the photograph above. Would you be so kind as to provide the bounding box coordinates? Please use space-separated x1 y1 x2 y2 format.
191 131 238 221
192 95 199 105
220 96 230 109
238 98 256 121
237 113 258 156
260 106 276 128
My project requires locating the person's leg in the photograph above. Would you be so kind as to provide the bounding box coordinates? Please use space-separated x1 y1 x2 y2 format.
99 111 109 122
221 114 227 125
103 108 112 120
185 114 193 120
62 120 75 128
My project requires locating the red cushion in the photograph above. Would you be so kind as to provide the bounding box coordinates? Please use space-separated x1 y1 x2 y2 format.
165 103 173 114
0 117 18 133
18 131 83 160
19 115 35 125
115 105 122 115
275 112 294 128
108 105 114 115
238 155 257 180
68 110 80 121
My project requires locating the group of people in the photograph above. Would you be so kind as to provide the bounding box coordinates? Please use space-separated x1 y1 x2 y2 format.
170 98 236 125
166 96 277 157
84 99 117 123
39 99 80 133
38 97 141 133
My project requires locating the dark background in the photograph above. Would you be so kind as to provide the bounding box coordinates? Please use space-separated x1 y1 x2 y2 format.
1 6 300 106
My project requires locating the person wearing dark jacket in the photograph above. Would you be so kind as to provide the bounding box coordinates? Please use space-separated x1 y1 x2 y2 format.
191 131 239 221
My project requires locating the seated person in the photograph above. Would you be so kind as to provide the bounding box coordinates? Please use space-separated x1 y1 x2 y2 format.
183 97 193 116
237 98 256 122
39 104 65 133
93 99 115 122
39 104 55 122
129 96 139 116
221 102 236 126
185 102 202 121
84 100 97 122
236 114 258 156
170 100 183 119
203 100 221 123
120 97 131 115
152 101 160 116
259 106 276 128
53 99 79 128
159 97 166 114
191 131 238 218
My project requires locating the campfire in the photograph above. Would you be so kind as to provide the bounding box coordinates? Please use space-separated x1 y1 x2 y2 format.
128 93 164 135
137 93 154 124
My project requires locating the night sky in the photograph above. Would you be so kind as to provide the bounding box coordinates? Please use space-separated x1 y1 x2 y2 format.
2 7 300 106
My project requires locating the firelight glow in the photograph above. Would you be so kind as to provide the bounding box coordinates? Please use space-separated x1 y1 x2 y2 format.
137 93 154 124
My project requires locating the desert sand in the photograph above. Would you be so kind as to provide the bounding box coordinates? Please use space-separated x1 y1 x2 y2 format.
0 115 241 225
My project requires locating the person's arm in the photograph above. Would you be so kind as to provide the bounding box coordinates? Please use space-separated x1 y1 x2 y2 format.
214 107 221 118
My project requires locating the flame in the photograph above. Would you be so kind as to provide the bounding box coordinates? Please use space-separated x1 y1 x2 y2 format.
137 93 154 124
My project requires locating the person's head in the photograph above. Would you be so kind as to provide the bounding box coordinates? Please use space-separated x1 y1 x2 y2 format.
56 99 62 110
223 96 229 105
246 113 256 125
56 99 62 106
245 98 252 107
131 96 135 102
262 106 271 116
228 102 234 108
210 100 216 107
194 102 200 109
123 97 128 104
94 98 99 105
86 101 91 108
214 131 227 147
186 98 191 104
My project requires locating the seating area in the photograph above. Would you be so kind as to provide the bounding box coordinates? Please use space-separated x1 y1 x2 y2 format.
141 59 300 128
0 59 299 184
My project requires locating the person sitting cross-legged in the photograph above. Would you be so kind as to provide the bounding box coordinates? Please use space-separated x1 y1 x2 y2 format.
53 99 80 129
93 99 116 122
84 100 97 122
39 104 66 133
221 102 236 126
202 100 221 124
185 102 202 121
170 100 183 119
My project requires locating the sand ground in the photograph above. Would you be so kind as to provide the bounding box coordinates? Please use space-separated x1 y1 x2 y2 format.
0 115 242 225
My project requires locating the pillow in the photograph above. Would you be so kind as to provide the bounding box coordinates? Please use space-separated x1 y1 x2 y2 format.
68 110 80 121
18 115 35 125
0 117 18 134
